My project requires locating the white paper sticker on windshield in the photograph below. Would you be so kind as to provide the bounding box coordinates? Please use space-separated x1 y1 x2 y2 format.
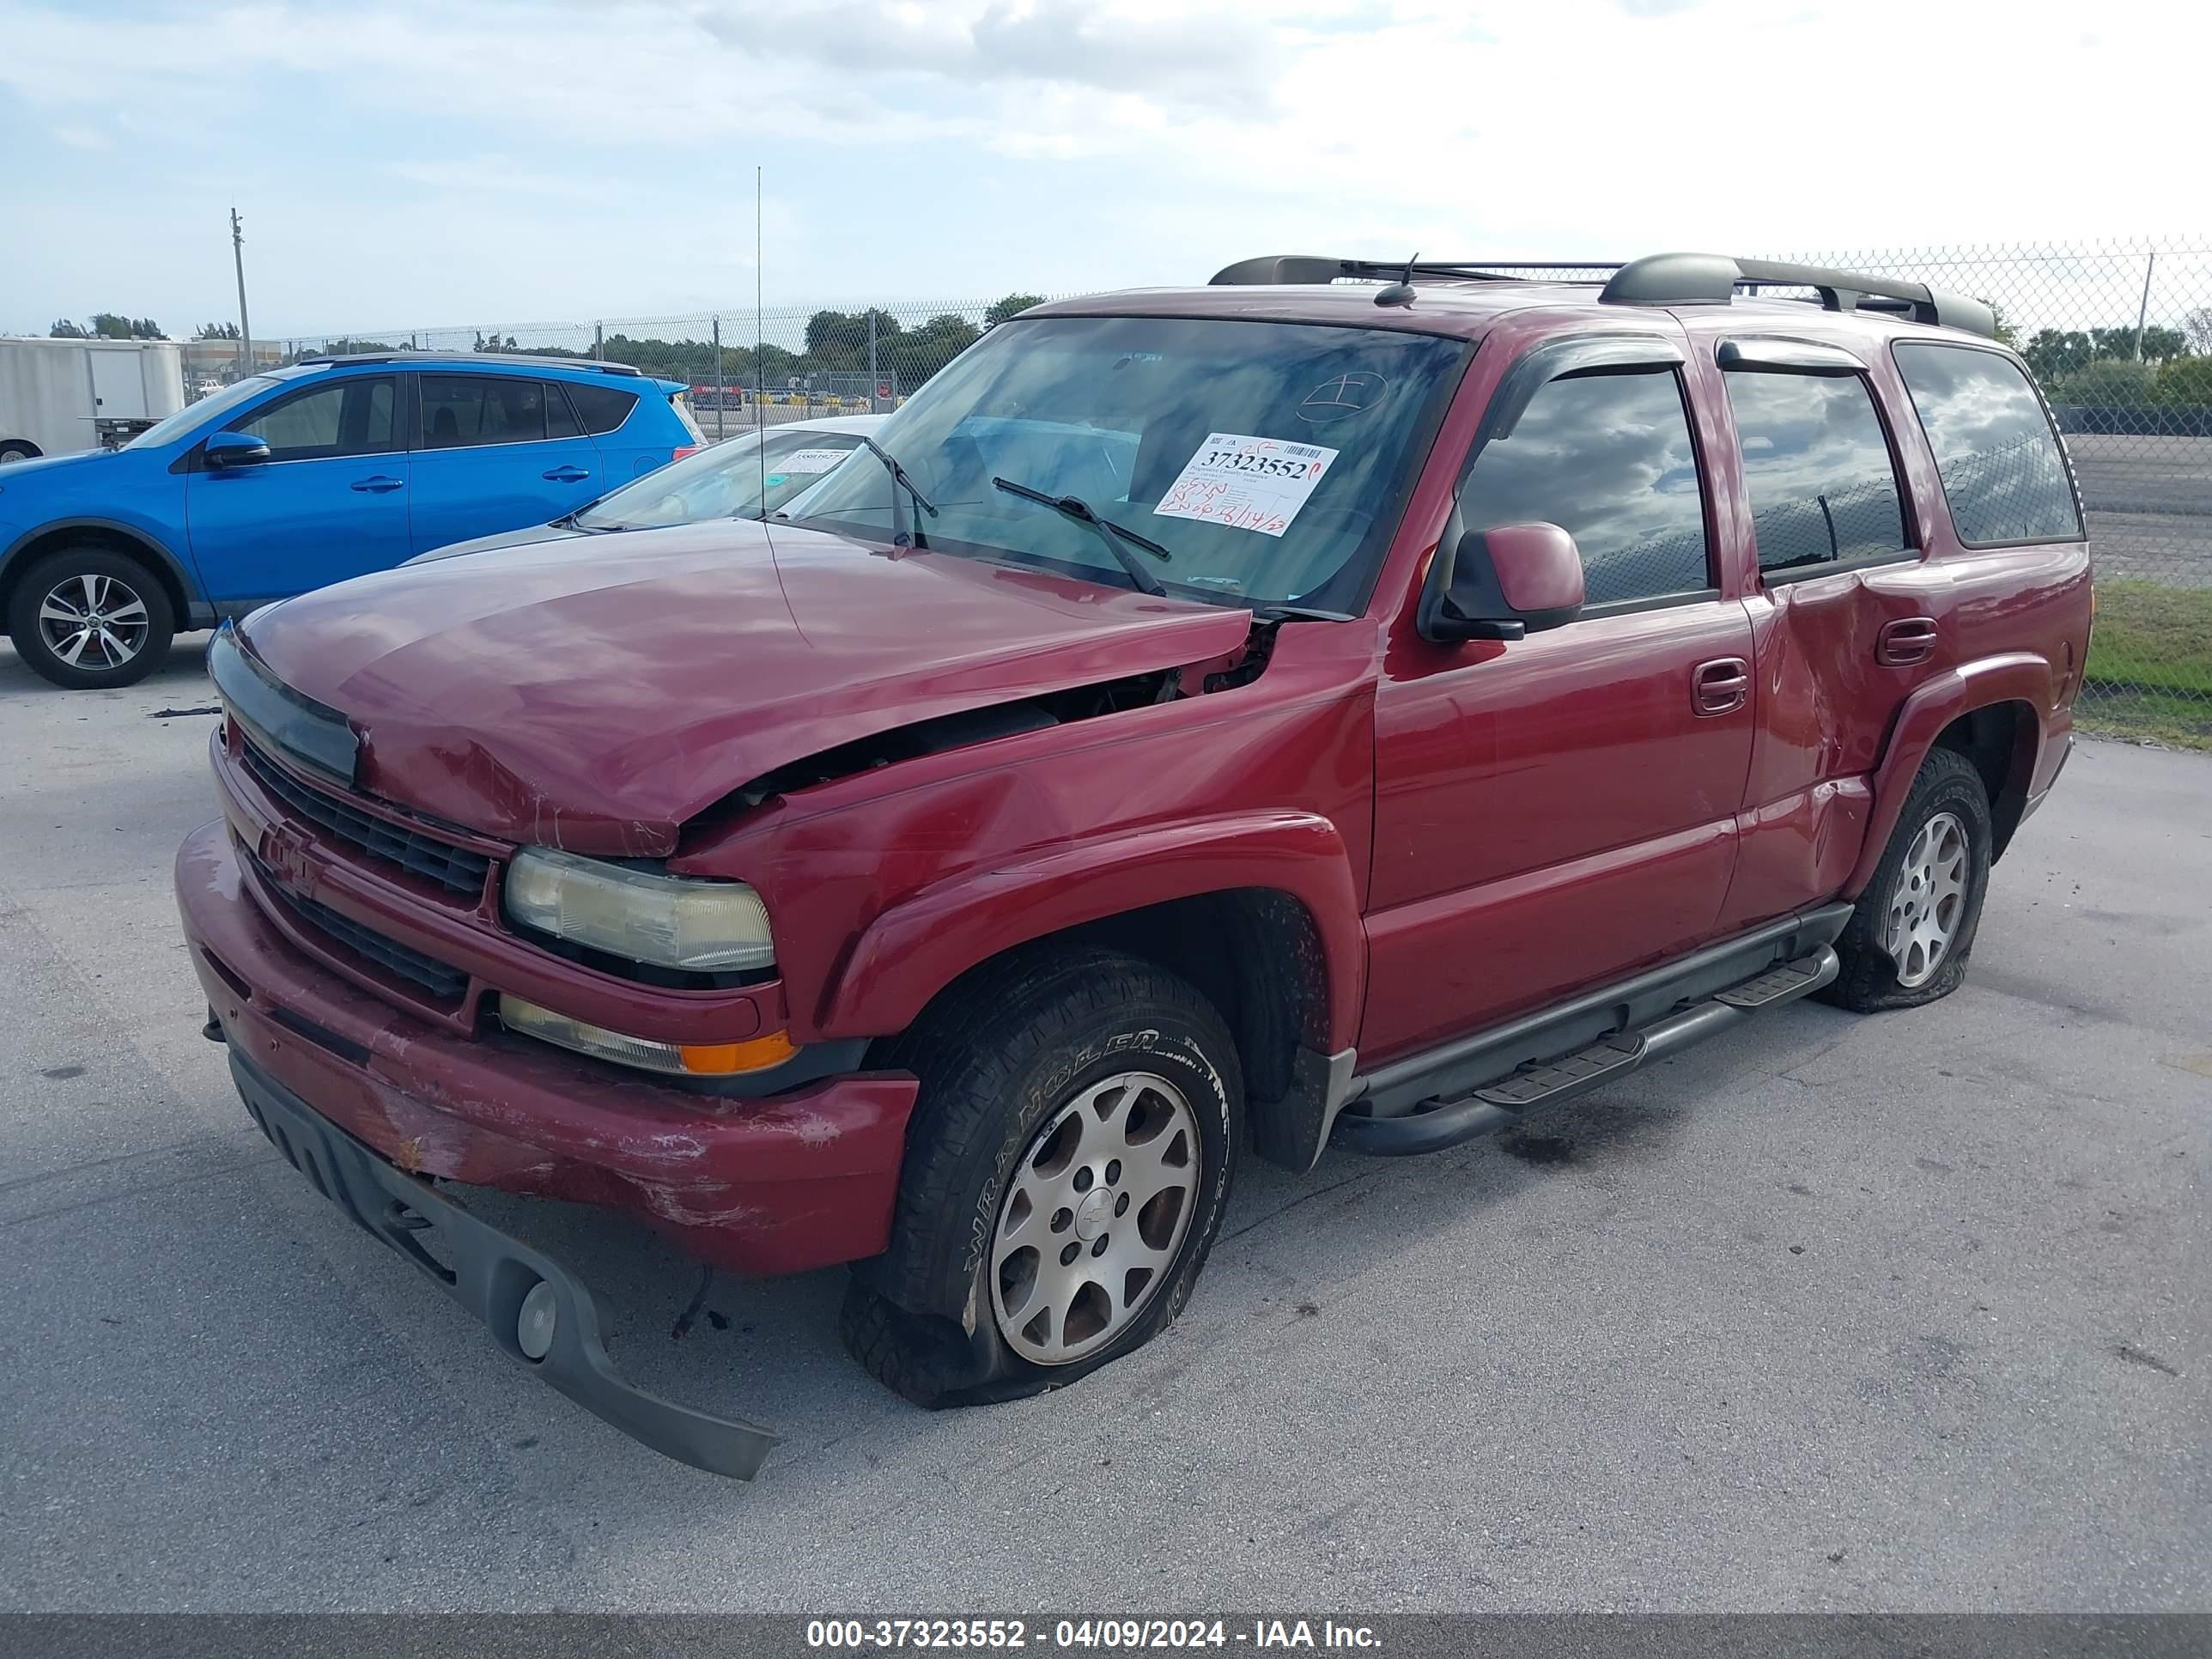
772 447 852 475
1152 433 1339 538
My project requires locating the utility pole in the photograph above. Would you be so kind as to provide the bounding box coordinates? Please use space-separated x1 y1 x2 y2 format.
230 207 254 379
2134 251 2157 362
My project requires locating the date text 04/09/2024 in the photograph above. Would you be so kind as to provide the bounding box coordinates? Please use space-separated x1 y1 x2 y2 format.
803 1619 1382 1650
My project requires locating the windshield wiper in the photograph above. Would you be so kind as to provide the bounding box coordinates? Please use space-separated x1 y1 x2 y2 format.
991 477 1172 598
1249 603 1355 623
857 436 939 547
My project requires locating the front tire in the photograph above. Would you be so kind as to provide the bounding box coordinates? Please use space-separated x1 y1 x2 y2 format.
1825 746 1992 1012
6 548 174 690
843 947 1243 1408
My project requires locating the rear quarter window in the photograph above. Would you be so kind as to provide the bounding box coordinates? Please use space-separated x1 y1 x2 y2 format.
565 383 640 436
1892 343 2081 545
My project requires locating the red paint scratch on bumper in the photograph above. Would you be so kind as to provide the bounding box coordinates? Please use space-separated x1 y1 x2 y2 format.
175 821 917 1276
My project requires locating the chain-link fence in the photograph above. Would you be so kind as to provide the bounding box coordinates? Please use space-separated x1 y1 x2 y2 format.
254 239 2212 744
1772 240 2211 745
233 295 1054 434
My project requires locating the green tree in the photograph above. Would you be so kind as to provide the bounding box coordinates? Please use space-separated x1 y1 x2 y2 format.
985 292 1047 327
88 313 165 339
1979 298 2018 347
48 319 89 338
2023 330 2094 380
2153 355 2212 407
2090 325 2185 363
2185 307 2212 356
2138 325 2186 362
885 313 981 384
194 321 240 341
2053 358 2156 407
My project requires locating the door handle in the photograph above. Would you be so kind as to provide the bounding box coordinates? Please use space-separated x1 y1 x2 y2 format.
541 465 591 483
350 475 404 493
1692 657 1750 716
1876 616 1940 666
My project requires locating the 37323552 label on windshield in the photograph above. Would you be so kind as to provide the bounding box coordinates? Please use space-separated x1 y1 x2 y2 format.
1153 433 1339 538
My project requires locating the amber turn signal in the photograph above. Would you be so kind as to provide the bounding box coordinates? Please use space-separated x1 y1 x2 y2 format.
679 1030 798 1076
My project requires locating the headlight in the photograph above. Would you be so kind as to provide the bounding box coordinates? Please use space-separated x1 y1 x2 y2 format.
502 848 775 972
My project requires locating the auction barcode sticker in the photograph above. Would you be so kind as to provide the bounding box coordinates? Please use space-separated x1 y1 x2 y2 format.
1153 432 1339 538
772 447 854 475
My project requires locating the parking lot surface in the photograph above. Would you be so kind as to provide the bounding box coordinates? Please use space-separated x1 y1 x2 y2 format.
2 637 2206 1613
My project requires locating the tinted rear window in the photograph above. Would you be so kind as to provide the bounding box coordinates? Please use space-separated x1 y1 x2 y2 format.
1723 370 1909 574
421 375 556 448
566 383 639 435
1892 343 2081 544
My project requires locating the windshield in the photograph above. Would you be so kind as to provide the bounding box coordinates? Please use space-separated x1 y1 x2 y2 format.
126 374 285 449
779 316 1468 608
575 425 872 530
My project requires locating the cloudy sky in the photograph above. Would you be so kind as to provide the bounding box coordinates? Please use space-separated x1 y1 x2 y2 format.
2 0 2201 337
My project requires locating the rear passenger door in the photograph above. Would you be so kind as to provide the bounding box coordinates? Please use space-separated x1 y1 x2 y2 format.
406 374 603 555
1704 335 1951 932
1364 331 1757 1060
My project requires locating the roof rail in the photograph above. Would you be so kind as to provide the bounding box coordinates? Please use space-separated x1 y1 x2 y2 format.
1598 253 1996 339
1208 250 1998 339
1211 255 1620 288
293 350 647 376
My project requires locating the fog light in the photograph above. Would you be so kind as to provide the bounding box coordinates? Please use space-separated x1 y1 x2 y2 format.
498 993 793 1078
517 1279 558 1362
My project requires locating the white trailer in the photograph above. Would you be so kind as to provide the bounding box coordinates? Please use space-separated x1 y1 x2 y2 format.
0 337 188 463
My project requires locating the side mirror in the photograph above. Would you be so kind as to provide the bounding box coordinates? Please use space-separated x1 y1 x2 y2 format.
204 430 271 470
1419 521 1586 643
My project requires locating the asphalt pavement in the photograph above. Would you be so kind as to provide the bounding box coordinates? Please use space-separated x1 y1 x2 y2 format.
1 636 2206 1613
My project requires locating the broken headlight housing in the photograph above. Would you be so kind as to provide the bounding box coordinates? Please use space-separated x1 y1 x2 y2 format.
502 848 775 973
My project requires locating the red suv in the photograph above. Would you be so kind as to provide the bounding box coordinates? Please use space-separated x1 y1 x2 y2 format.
174 252 2092 1477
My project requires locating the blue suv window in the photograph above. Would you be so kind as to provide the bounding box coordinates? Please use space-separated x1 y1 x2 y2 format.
422 375 568 449
565 382 639 435
230 376 397 462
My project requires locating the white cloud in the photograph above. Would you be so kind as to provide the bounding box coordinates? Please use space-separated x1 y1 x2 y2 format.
0 0 2202 331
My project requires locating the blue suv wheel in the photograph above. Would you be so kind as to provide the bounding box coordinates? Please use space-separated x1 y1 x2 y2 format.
6 545 177 689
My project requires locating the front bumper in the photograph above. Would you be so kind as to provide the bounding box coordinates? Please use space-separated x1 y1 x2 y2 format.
229 1047 778 1479
176 820 920 1276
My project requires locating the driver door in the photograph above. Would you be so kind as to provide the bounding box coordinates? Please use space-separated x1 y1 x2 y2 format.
184 373 410 605
1362 330 1755 1062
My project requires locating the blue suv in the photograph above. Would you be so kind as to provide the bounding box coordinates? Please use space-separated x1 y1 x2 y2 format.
0 354 702 688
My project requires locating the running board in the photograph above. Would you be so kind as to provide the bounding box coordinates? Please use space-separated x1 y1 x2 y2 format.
1331 946 1838 1158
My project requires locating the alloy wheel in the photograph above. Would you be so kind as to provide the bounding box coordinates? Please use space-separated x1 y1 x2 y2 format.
1884 810 1968 988
990 1070 1201 1365
38 572 151 672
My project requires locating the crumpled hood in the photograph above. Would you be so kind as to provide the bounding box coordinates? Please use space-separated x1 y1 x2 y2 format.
242 518 1252 856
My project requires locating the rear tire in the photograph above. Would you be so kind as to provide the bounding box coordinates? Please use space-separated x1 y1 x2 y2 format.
6 547 174 690
1824 746 1992 1012
843 946 1243 1408
0 441 39 465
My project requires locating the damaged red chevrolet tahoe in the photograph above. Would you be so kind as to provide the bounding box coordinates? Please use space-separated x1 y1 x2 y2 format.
175 254 2092 1476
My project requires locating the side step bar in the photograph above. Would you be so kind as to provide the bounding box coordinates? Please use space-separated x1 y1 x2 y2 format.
1332 946 1838 1158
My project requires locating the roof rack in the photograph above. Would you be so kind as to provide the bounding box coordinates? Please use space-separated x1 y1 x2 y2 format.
293 350 647 376
1208 251 1998 340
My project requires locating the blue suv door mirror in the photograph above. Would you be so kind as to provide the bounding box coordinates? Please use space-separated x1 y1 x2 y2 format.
204 431 272 469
